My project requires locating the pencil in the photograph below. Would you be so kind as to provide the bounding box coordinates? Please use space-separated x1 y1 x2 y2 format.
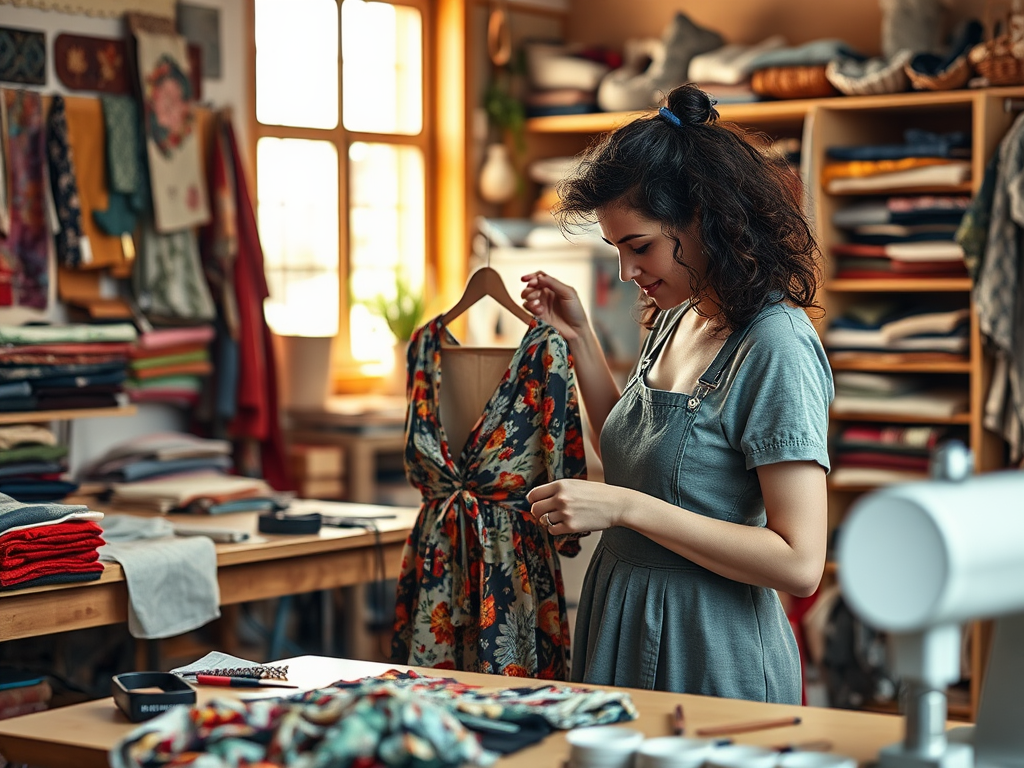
695 716 802 737
672 703 686 735
772 739 833 753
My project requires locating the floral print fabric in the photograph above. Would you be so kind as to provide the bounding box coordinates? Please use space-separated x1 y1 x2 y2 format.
391 316 587 679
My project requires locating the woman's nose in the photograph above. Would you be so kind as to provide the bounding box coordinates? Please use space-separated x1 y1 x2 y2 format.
619 255 640 283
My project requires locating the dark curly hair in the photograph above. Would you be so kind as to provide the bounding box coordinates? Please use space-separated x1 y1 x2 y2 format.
555 83 823 331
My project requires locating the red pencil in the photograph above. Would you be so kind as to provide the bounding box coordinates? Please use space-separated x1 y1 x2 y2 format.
672 703 686 735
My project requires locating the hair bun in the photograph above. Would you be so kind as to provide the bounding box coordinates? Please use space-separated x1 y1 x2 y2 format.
664 83 719 126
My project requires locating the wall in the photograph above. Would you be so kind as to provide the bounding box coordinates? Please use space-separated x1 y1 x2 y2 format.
0 1 248 472
566 0 987 57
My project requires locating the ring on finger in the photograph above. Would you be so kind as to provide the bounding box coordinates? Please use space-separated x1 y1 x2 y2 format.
541 512 551 527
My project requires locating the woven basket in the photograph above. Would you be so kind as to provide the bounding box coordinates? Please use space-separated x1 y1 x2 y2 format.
968 1 1024 86
826 50 913 96
750 65 838 100
906 52 972 91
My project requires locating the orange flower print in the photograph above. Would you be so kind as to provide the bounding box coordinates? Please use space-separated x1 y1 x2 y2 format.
498 472 526 494
543 353 553 369
523 379 541 409
485 425 506 452
542 396 555 426
480 595 496 628
430 602 455 645
565 427 586 459
518 561 532 593
539 601 562 642
503 664 530 677
498 446 514 461
542 433 555 452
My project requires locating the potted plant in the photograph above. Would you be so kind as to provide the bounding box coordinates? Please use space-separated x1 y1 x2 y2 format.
364 274 426 394
480 70 526 204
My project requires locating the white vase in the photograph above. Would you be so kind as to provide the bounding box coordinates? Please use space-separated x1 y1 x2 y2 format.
386 340 410 396
479 143 518 204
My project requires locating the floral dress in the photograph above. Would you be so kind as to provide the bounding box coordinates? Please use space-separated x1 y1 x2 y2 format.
391 315 587 679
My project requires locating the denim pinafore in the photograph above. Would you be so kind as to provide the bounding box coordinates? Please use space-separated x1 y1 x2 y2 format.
571 302 804 704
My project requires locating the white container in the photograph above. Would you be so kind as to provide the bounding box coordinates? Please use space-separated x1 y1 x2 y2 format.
635 736 717 768
566 725 645 768
704 744 779 768
777 752 856 768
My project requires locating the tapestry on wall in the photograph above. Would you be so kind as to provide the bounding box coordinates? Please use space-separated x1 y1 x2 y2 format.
0 26 46 86
55 33 201 100
1 0 175 18
129 14 210 233
0 89 48 309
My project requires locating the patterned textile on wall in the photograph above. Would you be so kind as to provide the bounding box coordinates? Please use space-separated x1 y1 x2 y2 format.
0 26 46 86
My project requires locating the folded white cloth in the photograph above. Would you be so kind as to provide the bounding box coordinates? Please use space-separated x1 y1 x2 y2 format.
687 35 788 85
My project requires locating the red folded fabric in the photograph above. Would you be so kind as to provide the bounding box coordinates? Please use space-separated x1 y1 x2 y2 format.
1 556 104 586
0 520 103 543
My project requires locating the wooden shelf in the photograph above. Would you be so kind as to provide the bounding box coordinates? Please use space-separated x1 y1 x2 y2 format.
824 183 974 196
826 277 972 292
0 405 138 425
829 410 971 424
828 354 970 373
526 87 1024 135
828 357 971 374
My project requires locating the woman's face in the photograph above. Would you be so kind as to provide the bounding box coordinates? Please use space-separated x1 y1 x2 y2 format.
597 203 707 311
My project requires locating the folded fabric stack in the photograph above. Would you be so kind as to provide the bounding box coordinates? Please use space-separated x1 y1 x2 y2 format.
83 432 272 513
824 130 972 195
830 423 957 487
830 370 969 421
125 325 215 407
831 193 971 279
825 301 971 360
0 424 76 502
0 672 53 720
0 322 136 412
687 34 787 104
0 493 106 590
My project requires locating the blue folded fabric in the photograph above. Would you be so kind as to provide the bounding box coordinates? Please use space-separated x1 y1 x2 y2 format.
0 381 31 399
0 493 90 534
0 479 80 502
95 455 233 483
0 461 65 480
827 129 970 161
747 39 864 71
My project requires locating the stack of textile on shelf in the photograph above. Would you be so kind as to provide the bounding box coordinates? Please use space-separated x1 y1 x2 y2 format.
0 322 136 412
0 493 105 590
824 301 971 362
830 371 969 421
0 669 53 720
0 424 76 502
823 130 972 195
830 423 958 487
83 432 275 514
686 34 786 104
125 325 215 407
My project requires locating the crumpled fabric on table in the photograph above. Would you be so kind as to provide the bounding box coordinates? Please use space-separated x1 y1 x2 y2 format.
109 683 498 768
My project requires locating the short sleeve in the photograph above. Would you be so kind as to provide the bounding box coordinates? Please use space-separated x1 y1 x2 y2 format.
723 308 834 472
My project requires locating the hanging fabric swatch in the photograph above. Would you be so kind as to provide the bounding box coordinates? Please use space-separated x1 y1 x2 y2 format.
54 33 130 94
129 14 210 233
0 89 49 309
133 225 216 323
0 27 46 86
92 95 145 237
45 95 87 268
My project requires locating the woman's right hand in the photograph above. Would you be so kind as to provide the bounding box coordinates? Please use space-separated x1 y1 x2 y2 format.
520 271 590 341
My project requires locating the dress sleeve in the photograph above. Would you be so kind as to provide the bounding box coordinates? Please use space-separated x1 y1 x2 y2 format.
725 309 834 472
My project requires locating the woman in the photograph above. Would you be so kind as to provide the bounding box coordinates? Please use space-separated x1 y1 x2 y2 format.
520 83 833 703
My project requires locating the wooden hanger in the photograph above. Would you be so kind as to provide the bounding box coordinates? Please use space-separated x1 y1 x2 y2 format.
442 266 533 326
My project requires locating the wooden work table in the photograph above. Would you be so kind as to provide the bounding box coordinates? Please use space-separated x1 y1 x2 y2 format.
0 503 418 643
0 655 907 768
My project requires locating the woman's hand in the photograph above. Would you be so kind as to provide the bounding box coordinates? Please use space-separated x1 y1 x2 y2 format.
520 271 590 341
527 479 628 534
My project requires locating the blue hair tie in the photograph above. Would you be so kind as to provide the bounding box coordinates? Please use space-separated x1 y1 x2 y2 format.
659 106 683 128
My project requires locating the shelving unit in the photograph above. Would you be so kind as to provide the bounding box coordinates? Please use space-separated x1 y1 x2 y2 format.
516 84 1024 721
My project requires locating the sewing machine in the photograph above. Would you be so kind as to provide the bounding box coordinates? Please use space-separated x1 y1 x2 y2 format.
838 444 1024 768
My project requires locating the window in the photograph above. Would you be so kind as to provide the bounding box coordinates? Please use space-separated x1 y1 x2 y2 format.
253 0 429 377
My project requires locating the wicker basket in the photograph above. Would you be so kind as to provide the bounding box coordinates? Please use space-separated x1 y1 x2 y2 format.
826 50 913 96
906 52 972 90
750 65 838 100
968 1 1024 86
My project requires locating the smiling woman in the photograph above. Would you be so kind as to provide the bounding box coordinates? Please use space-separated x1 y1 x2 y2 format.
252 0 428 376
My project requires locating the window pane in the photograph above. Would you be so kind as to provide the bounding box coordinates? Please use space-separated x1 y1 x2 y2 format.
341 0 422 135
255 0 338 129
257 137 340 336
348 142 425 361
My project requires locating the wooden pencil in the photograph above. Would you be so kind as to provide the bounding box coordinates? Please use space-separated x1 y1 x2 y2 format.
695 715 802 737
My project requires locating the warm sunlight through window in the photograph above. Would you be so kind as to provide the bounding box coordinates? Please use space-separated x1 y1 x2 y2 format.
254 0 427 371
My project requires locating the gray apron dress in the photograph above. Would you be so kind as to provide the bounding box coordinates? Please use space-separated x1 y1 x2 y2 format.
572 302 806 704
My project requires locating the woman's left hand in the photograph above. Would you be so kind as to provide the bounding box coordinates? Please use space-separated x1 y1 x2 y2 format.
527 479 627 534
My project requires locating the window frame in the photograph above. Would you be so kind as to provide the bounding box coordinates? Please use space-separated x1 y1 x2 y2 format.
245 0 447 389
